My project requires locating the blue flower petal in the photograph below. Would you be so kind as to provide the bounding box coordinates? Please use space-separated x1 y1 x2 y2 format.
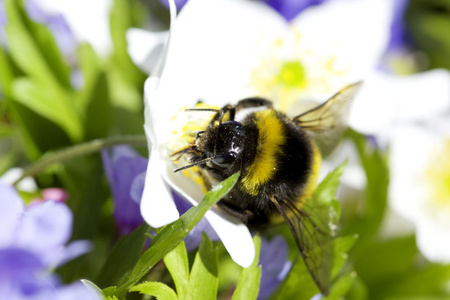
263 0 328 22
388 0 410 50
52 240 92 267
172 191 219 251
102 146 147 235
56 281 100 300
258 235 291 300
15 201 73 257
0 183 24 247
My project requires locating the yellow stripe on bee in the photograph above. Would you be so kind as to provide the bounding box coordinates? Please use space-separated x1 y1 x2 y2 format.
270 141 322 223
300 141 322 204
241 110 285 195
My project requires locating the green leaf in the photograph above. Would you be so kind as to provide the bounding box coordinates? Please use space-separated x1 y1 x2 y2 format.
115 172 240 297
8 100 71 159
0 45 14 97
109 0 146 87
232 235 262 300
56 156 111 282
164 241 190 300
275 254 318 300
322 272 356 300
4 0 70 88
406 0 450 70
82 72 111 140
76 43 112 140
372 264 450 299
107 0 146 115
313 161 346 205
11 79 82 142
96 223 150 287
76 43 102 111
354 236 417 287
80 279 104 300
275 234 357 299
342 129 389 256
190 233 219 300
331 234 359 279
130 282 178 300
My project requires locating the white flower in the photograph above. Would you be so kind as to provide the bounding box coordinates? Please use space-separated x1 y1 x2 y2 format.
140 0 255 268
133 0 449 267
129 0 391 109
389 119 450 262
135 0 387 268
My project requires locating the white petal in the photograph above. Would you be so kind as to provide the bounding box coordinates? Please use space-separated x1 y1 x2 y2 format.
292 0 392 78
142 77 180 228
126 28 169 74
0 167 37 192
205 210 255 268
143 77 160 145
36 0 112 55
141 145 179 228
162 162 255 267
350 69 450 134
157 0 287 112
162 161 254 267
416 217 450 263
388 125 438 221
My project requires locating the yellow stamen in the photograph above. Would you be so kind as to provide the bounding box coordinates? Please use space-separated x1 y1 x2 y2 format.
426 138 450 207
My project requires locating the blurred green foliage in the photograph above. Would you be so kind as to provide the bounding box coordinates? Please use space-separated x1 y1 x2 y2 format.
406 0 450 70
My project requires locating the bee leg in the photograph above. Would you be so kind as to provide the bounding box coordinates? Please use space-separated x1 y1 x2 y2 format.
216 200 253 224
210 104 237 124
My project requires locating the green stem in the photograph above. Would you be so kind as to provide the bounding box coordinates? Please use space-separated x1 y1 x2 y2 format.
14 135 148 185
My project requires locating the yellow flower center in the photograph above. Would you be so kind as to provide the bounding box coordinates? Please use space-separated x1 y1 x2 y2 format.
250 29 353 112
426 139 450 207
277 61 306 88
168 103 219 194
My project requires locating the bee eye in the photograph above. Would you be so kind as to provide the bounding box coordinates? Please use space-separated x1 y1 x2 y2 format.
212 152 236 168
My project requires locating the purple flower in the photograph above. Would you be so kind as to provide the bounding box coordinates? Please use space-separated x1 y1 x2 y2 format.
172 191 219 251
258 235 292 300
102 145 219 249
263 0 328 22
0 183 95 300
388 0 410 50
158 0 188 11
0 1 6 27
102 146 147 236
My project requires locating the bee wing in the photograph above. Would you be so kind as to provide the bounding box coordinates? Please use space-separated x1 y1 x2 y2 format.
293 82 363 156
271 195 337 296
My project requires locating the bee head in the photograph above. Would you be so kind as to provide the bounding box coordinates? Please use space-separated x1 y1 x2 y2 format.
199 120 245 168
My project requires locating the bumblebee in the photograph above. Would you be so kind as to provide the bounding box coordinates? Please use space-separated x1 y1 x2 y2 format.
171 82 362 295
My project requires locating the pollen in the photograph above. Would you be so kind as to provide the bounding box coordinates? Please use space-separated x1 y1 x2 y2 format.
167 102 218 194
250 27 354 113
425 138 450 207
167 103 219 151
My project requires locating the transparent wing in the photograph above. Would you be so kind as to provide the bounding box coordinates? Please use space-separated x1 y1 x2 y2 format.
271 195 338 296
293 81 363 156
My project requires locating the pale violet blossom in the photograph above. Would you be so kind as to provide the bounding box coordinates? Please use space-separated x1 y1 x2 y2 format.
389 119 450 262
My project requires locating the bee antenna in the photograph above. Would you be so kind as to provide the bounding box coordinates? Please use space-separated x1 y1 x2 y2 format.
174 157 214 173
185 108 220 113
